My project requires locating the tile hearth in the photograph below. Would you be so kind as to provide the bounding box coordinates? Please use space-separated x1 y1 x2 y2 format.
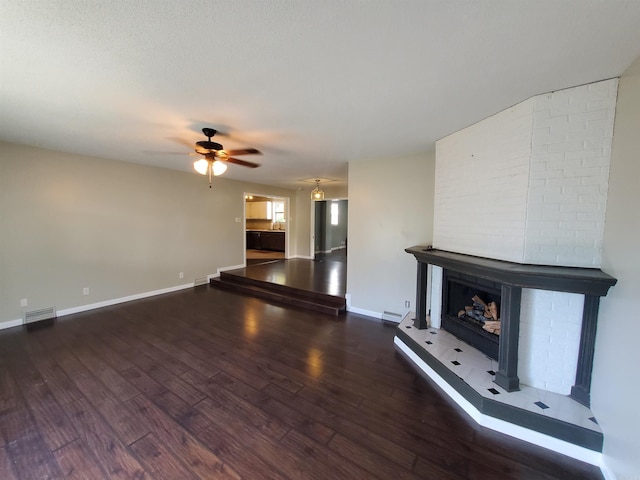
395 315 602 463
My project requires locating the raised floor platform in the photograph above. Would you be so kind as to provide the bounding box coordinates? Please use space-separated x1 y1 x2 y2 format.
210 258 346 316
395 314 603 466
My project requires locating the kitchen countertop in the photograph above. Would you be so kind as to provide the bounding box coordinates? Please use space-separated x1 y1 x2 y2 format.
246 229 286 233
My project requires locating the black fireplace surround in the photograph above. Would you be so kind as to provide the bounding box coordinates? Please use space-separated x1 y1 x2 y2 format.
405 246 617 407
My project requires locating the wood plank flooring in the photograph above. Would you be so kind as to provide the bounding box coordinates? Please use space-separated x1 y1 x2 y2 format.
0 287 602 479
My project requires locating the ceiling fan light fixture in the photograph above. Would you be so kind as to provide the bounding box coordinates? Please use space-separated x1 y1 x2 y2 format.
311 179 325 201
193 158 209 175
191 128 261 187
212 160 227 176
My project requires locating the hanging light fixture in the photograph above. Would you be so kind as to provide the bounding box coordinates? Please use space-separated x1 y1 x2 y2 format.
193 157 228 188
311 179 325 200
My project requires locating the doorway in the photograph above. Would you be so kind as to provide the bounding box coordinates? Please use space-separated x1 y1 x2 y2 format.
244 193 289 265
313 199 348 261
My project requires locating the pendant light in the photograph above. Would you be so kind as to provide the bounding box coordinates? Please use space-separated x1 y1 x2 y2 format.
311 179 325 200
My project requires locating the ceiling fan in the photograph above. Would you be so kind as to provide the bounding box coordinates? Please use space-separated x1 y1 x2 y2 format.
191 128 261 187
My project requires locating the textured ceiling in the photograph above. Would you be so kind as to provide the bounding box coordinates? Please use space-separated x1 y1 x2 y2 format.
2 1 640 189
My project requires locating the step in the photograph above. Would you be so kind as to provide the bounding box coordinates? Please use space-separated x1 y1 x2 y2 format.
210 276 345 316
219 271 345 307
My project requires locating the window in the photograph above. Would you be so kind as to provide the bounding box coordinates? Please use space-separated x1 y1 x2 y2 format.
330 201 339 226
273 201 285 223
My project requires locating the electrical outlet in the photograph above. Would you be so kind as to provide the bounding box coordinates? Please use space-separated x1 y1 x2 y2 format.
83 287 90 295
20 298 28 307
405 300 410 308
179 272 184 279
235 217 242 223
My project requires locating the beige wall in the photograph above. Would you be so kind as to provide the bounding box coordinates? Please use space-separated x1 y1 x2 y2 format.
593 56 640 479
0 142 299 325
347 152 435 317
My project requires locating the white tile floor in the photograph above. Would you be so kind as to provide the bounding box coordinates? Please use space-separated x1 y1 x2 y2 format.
399 315 601 434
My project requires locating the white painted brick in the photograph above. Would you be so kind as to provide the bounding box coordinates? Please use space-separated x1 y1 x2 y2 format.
518 289 584 394
433 79 617 393
430 266 443 329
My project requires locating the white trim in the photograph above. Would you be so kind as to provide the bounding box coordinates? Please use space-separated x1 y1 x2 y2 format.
315 246 347 254
0 284 196 330
599 460 616 480
57 283 194 317
345 293 383 319
291 254 314 260
346 305 382 320
211 264 245 278
0 318 23 331
1 263 246 331
394 336 604 468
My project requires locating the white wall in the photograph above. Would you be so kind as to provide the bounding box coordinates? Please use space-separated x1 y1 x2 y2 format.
434 100 533 262
434 79 617 267
593 57 640 480
431 79 619 395
347 152 435 318
525 79 617 267
518 289 583 394
0 142 298 326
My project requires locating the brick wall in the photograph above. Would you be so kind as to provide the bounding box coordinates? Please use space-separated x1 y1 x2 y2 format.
519 289 584 394
431 79 618 394
434 78 618 268
434 100 533 263
524 79 617 266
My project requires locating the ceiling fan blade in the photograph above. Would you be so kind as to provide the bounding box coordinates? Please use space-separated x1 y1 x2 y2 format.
224 148 261 156
225 157 260 168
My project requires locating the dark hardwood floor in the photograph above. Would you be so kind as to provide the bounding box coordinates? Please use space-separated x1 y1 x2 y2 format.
0 286 602 479
236 251 347 298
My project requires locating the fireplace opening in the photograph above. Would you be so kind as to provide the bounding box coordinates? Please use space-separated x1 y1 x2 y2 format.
442 271 501 360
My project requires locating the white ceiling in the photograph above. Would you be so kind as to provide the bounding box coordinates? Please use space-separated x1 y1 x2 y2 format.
2 1 640 190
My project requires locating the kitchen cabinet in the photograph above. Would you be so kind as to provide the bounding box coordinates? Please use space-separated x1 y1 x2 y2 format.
246 231 285 251
246 231 261 249
246 201 272 219
261 231 285 251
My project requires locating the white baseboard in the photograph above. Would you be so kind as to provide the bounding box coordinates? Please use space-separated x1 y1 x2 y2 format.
344 293 383 320
314 246 346 255
394 336 603 467
0 283 194 331
211 264 245 278
57 283 194 317
346 305 382 320
0 263 246 331
0 318 23 331
599 459 616 480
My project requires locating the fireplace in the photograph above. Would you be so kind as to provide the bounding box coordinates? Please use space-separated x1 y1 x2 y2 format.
406 246 616 403
442 270 500 361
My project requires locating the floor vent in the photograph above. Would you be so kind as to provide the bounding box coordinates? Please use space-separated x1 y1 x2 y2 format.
194 276 208 287
24 307 56 329
382 311 403 324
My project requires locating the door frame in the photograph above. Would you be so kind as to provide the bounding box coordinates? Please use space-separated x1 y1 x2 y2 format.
243 192 290 265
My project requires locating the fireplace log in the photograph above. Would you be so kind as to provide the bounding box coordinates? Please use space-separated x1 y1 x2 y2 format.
488 301 499 321
483 320 501 335
472 295 487 309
